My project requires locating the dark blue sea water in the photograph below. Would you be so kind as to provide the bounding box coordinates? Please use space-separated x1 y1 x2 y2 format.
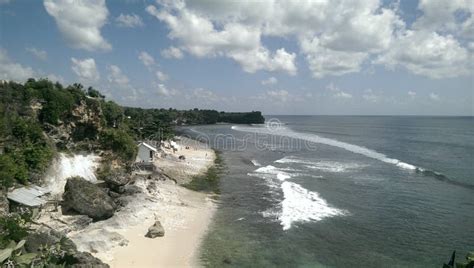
181 116 474 267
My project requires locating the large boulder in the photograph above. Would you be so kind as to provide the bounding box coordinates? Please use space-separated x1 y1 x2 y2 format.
25 230 62 253
25 229 109 268
69 251 109 268
62 177 116 221
103 170 130 192
145 220 165 238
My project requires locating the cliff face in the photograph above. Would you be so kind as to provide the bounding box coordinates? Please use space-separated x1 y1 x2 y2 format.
42 99 104 150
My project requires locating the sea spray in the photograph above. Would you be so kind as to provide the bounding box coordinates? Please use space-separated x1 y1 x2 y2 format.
44 153 100 196
249 164 343 230
279 181 347 230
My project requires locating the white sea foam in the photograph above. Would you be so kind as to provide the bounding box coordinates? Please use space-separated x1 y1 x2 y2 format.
249 165 293 181
44 153 100 196
233 125 421 172
251 159 262 166
276 156 364 173
279 181 347 230
250 164 344 230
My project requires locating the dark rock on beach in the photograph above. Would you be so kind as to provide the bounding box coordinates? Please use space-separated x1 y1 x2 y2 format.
69 251 109 268
25 229 109 267
62 176 116 220
25 230 62 253
145 220 165 238
103 170 130 191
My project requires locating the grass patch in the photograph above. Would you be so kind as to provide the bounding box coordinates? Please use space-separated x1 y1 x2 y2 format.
184 151 224 194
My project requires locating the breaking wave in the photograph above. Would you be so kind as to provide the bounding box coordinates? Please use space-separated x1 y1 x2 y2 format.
249 164 343 230
233 125 418 170
279 181 347 230
44 153 100 196
251 159 262 166
276 156 365 173
233 125 473 190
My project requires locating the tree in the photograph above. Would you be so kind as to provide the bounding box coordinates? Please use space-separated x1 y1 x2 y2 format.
100 129 137 161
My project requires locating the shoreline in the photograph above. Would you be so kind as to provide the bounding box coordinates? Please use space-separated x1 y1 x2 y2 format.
108 136 217 267
36 136 218 268
109 186 216 267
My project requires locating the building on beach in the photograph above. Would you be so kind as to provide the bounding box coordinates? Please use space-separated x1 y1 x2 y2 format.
136 142 158 163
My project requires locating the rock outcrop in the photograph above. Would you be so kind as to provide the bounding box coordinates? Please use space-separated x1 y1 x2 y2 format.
145 220 165 238
103 169 130 192
62 176 116 220
43 99 103 150
25 229 109 268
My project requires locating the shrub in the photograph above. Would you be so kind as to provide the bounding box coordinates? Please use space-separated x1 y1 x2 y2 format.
0 155 17 188
100 129 137 161
0 213 30 243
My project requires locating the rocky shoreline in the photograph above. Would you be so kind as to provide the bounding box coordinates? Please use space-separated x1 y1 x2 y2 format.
28 137 217 267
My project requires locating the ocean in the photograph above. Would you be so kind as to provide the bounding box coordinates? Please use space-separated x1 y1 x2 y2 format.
180 116 474 267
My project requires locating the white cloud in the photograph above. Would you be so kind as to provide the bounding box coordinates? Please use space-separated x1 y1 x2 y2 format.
156 83 179 97
116 13 144 28
146 3 297 75
229 47 297 75
261 76 277 85
301 37 368 78
155 70 168 81
138 51 155 67
326 83 352 99
145 0 473 79
26 47 47 60
408 91 417 98
413 0 473 36
334 91 353 99
0 48 64 83
71 57 100 83
107 65 129 85
44 0 111 51
375 30 471 78
161 46 184 59
0 48 36 81
429 93 440 101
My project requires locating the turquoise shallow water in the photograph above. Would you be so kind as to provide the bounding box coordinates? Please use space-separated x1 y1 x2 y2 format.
181 116 474 267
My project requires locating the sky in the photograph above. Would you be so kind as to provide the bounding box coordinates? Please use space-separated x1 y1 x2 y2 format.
0 0 473 115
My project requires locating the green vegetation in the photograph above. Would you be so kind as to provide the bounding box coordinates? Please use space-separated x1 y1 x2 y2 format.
123 107 264 141
184 151 224 194
100 129 137 161
0 79 136 188
0 213 92 267
0 213 31 244
0 78 263 188
218 111 265 124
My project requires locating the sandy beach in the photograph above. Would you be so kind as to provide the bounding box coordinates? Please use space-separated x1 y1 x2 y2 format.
109 137 216 267
110 185 216 267
37 137 217 267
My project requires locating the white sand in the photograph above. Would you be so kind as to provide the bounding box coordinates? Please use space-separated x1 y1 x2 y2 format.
37 137 217 268
110 186 216 267
155 137 216 184
109 138 217 267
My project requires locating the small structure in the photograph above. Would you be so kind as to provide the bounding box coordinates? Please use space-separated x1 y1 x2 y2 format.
136 142 158 163
170 141 180 153
7 185 51 207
